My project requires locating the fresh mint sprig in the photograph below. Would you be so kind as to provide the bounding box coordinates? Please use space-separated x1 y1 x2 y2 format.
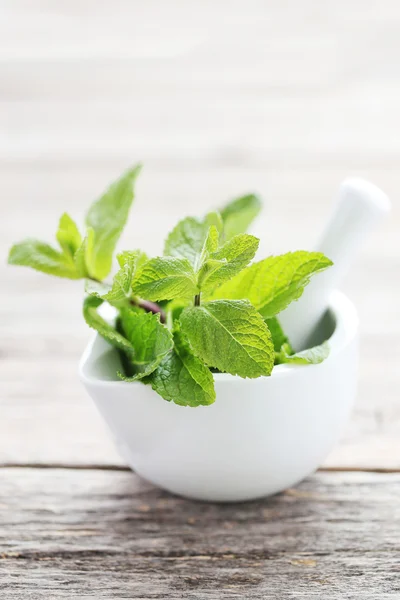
8 166 141 282
7 165 333 407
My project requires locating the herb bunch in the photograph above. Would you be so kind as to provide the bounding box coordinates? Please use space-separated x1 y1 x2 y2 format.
8 166 333 406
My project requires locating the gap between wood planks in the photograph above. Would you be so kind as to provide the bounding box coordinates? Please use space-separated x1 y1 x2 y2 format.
0 463 399 473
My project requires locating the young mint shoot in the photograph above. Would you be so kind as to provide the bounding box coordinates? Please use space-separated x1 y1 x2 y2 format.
8 166 333 407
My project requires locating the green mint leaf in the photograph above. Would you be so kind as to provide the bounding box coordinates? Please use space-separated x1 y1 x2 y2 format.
85 165 141 280
104 250 146 306
204 211 224 233
85 279 111 298
146 329 215 406
180 299 274 378
74 227 95 278
132 257 198 301
265 316 293 353
220 194 261 240
117 249 148 270
199 225 220 264
198 233 259 292
276 341 329 365
104 250 146 305
83 296 135 358
194 224 221 283
85 250 148 306
210 251 333 318
196 258 226 289
164 212 223 269
8 239 80 279
164 298 187 323
117 308 173 380
56 213 82 258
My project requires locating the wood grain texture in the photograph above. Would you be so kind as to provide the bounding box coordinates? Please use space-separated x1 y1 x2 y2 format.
0 1 399 469
0 468 399 598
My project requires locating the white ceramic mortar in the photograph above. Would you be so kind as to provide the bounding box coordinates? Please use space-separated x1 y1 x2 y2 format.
80 177 390 502
80 290 358 502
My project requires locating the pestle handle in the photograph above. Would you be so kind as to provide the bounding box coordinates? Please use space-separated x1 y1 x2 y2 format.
279 178 391 351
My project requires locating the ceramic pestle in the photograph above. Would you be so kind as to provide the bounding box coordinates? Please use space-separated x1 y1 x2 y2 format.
279 178 391 351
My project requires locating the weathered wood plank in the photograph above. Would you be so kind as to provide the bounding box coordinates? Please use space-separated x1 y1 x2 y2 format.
0 469 399 598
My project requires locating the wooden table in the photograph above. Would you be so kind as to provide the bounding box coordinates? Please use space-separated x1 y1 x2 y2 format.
1 1 399 597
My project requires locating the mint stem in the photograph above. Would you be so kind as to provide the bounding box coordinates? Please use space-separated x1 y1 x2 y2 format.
133 299 166 324
87 277 166 324
194 293 201 306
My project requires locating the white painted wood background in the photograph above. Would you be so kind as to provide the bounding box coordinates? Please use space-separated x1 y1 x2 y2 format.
0 0 399 468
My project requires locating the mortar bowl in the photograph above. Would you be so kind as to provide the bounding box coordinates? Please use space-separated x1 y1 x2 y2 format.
80 291 358 502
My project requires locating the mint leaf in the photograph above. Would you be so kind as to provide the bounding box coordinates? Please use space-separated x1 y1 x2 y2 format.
74 227 95 278
117 308 173 380
56 213 82 258
199 225 220 264
83 296 135 358
209 251 333 318
85 250 148 306
85 278 111 298
220 194 261 240
164 212 223 269
104 250 146 305
180 299 274 378
276 341 329 365
132 257 198 301
164 298 187 323
105 251 147 306
117 249 148 271
198 233 259 292
8 239 80 279
194 224 221 286
146 329 215 406
85 165 141 280
265 316 293 353
204 211 224 233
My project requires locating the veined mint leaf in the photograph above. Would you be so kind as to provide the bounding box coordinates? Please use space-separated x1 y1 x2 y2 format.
204 211 224 233
196 258 226 290
209 251 333 318
8 239 80 279
164 216 204 265
276 341 329 365
165 298 187 323
198 233 259 292
180 299 274 378
164 212 223 269
132 257 198 301
220 194 261 240
199 225 220 265
104 250 146 305
83 296 135 358
117 309 173 380
56 213 82 258
85 165 141 280
85 279 111 297
117 249 148 271
265 316 293 353
146 329 215 406
192 224 221 287
85 250 148 306
104 250 147 306
74 227 95 278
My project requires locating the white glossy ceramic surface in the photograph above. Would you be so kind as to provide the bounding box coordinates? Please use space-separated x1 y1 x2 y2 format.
80 291 359 502
280 178 390 350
